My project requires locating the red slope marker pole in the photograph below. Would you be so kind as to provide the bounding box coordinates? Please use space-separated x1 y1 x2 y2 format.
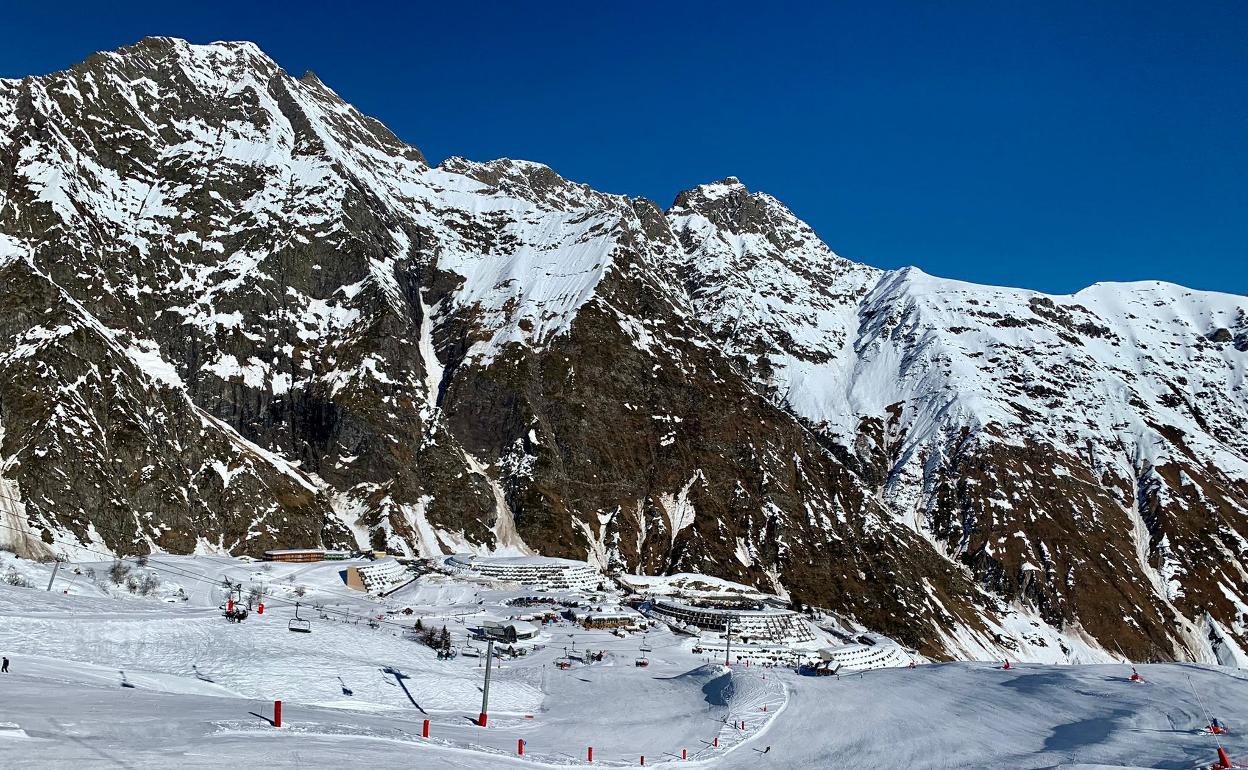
422 719 429 738
587 746 593 763
273 700 282 728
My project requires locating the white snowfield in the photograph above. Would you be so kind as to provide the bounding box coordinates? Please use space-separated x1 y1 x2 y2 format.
0 553 1244 769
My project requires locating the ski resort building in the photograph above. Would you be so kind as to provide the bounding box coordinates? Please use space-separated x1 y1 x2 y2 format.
643 598 817 644
817 642 911 671
442 555 601 591
478 618 541 643
345 558 410 594
263 548 326 563
568 606 644 629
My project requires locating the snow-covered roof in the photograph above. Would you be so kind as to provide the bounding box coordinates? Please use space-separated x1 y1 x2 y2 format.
620 572 772 600
651 597 794 618
448 554 593 568
480 618 539 634
569 606 640 619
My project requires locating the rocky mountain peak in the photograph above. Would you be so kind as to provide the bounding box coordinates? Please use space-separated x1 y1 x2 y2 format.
74 36 285 90
435 156 617 212
670 177 771 233
666 176 857 278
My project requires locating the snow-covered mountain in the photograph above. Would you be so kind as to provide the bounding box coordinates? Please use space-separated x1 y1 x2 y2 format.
1 38 1244 664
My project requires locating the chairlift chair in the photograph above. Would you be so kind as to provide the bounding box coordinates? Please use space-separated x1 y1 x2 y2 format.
635 645 650 667
288 601 312 633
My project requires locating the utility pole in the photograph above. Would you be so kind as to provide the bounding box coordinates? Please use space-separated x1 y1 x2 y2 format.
46 559 61 592
724 615 732 667
479 639 494 727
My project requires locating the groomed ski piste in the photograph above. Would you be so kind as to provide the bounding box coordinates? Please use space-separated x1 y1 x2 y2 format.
0 551 1245 769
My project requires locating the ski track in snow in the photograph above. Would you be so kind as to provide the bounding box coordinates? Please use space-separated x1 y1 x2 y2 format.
0 554 1245 768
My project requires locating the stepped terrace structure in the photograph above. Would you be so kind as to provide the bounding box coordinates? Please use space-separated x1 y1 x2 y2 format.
345 558 410 594
644 597 817 645
816 642 912 671
442 554 601 592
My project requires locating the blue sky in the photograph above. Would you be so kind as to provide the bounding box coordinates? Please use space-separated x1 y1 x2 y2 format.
2 1 1244 294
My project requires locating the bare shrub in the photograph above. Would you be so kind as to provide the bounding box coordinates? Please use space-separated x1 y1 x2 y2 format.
2 567 30 587
247 585 267 605
109 560 131 585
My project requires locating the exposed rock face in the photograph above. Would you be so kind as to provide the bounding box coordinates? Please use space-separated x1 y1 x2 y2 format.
1 38 1245 663
669 180 1248 663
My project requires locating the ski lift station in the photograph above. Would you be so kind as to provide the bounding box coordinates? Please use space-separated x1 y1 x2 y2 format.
477 618 542 644
441 554 601 591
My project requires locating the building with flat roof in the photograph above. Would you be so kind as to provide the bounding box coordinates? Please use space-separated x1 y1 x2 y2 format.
644 597 816 645
443 554 601 591
263 548 326 563
345 558 409 594
818 642 911 671
567 605 644 629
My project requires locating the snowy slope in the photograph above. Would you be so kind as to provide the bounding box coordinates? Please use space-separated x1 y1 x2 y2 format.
0 564 1246 770
667 178 880 427
1 38 1245 665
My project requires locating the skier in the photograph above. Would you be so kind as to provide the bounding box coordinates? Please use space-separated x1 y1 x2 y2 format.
1207 717 1229 735
2 656 8 672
